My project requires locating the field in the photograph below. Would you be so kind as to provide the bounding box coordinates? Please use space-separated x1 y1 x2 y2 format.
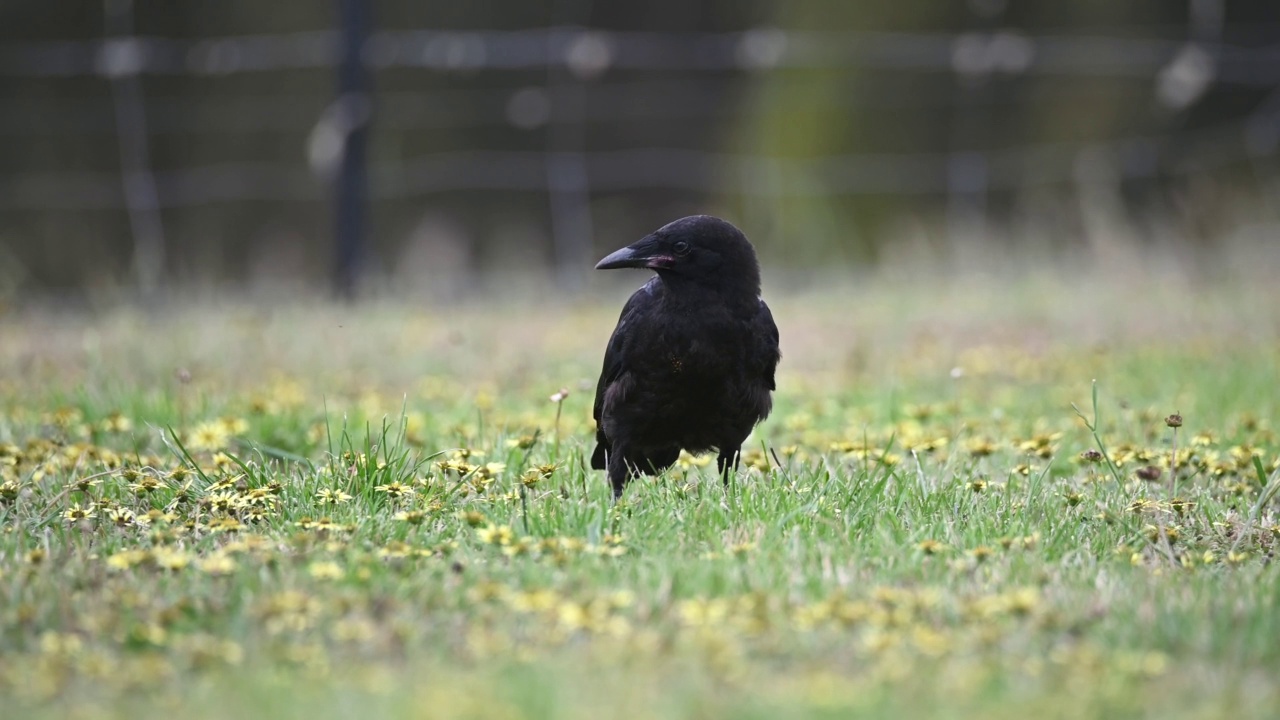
2 269 1279 719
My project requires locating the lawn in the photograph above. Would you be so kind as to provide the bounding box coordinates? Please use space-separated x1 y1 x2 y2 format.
1 270 1278 719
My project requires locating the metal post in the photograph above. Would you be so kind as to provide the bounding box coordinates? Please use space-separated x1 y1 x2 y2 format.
333 0 372 300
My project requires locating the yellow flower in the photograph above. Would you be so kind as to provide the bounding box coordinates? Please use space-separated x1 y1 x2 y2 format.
100 412 133 433
677 598 728 627
129 476 165 495
153 548 191 571
375 481 414 498
106 506 137 527
207 517 244 533
968 546 995 562
459 510 487 527
63 503 97 523
66 475 103 492
187 421 231 452
394 510 428 525
675 450 713 470
316 488 353 505
1006 588 1039 615
308 561 344 580
199 553 237 576
106 549 150 570
964 438 997 457
506 435 538 450
476 524 514 546
501 537 536 557
40 632 84 657
477 462 507 479
916 539 947 555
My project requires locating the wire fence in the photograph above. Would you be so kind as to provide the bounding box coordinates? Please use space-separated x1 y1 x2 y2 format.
4 28 1280 80
4 28 1279 207
2 15 1278 290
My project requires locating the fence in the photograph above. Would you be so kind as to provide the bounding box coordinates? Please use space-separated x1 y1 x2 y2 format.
2 6 1278 292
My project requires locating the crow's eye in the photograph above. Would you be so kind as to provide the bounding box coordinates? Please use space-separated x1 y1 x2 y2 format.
672 240 691 256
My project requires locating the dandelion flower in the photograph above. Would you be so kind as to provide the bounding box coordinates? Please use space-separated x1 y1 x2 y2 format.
308 561 344 580
63 503 96 523
375 481 414 498
199 554 237 576
187 421 231 452
316 488 353 505
916 539 947 555
394 510 428 525
476 524 514 546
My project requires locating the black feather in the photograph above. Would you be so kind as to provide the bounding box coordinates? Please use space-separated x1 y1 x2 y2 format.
591 216 781 497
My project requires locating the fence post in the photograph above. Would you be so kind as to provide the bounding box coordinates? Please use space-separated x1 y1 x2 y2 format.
333 0 372 300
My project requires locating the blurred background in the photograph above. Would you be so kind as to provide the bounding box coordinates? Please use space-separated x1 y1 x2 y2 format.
2 0 1278 302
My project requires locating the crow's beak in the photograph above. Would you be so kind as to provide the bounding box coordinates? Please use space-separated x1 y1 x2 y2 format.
595 235 675 270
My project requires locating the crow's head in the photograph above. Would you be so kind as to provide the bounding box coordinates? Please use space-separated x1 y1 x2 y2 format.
595 215 761 296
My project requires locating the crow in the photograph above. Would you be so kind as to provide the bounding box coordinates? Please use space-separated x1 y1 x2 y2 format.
590 215 780 497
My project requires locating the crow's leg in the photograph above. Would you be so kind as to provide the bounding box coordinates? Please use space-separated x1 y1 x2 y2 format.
716 446 742 486
610 446 680 498
606 448 634 499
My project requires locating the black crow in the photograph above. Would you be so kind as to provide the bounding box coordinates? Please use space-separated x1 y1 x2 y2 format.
590 215 780 497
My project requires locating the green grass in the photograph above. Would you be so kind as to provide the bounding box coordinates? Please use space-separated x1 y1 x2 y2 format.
1 272 1278 719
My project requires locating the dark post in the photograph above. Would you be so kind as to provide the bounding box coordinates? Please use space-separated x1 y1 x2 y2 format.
333 0 371 300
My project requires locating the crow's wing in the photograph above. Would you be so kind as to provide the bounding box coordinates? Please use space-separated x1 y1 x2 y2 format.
749 298 781 392
591 279 660 469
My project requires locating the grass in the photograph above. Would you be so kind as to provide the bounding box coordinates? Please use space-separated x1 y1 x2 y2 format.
1 270 1278 719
